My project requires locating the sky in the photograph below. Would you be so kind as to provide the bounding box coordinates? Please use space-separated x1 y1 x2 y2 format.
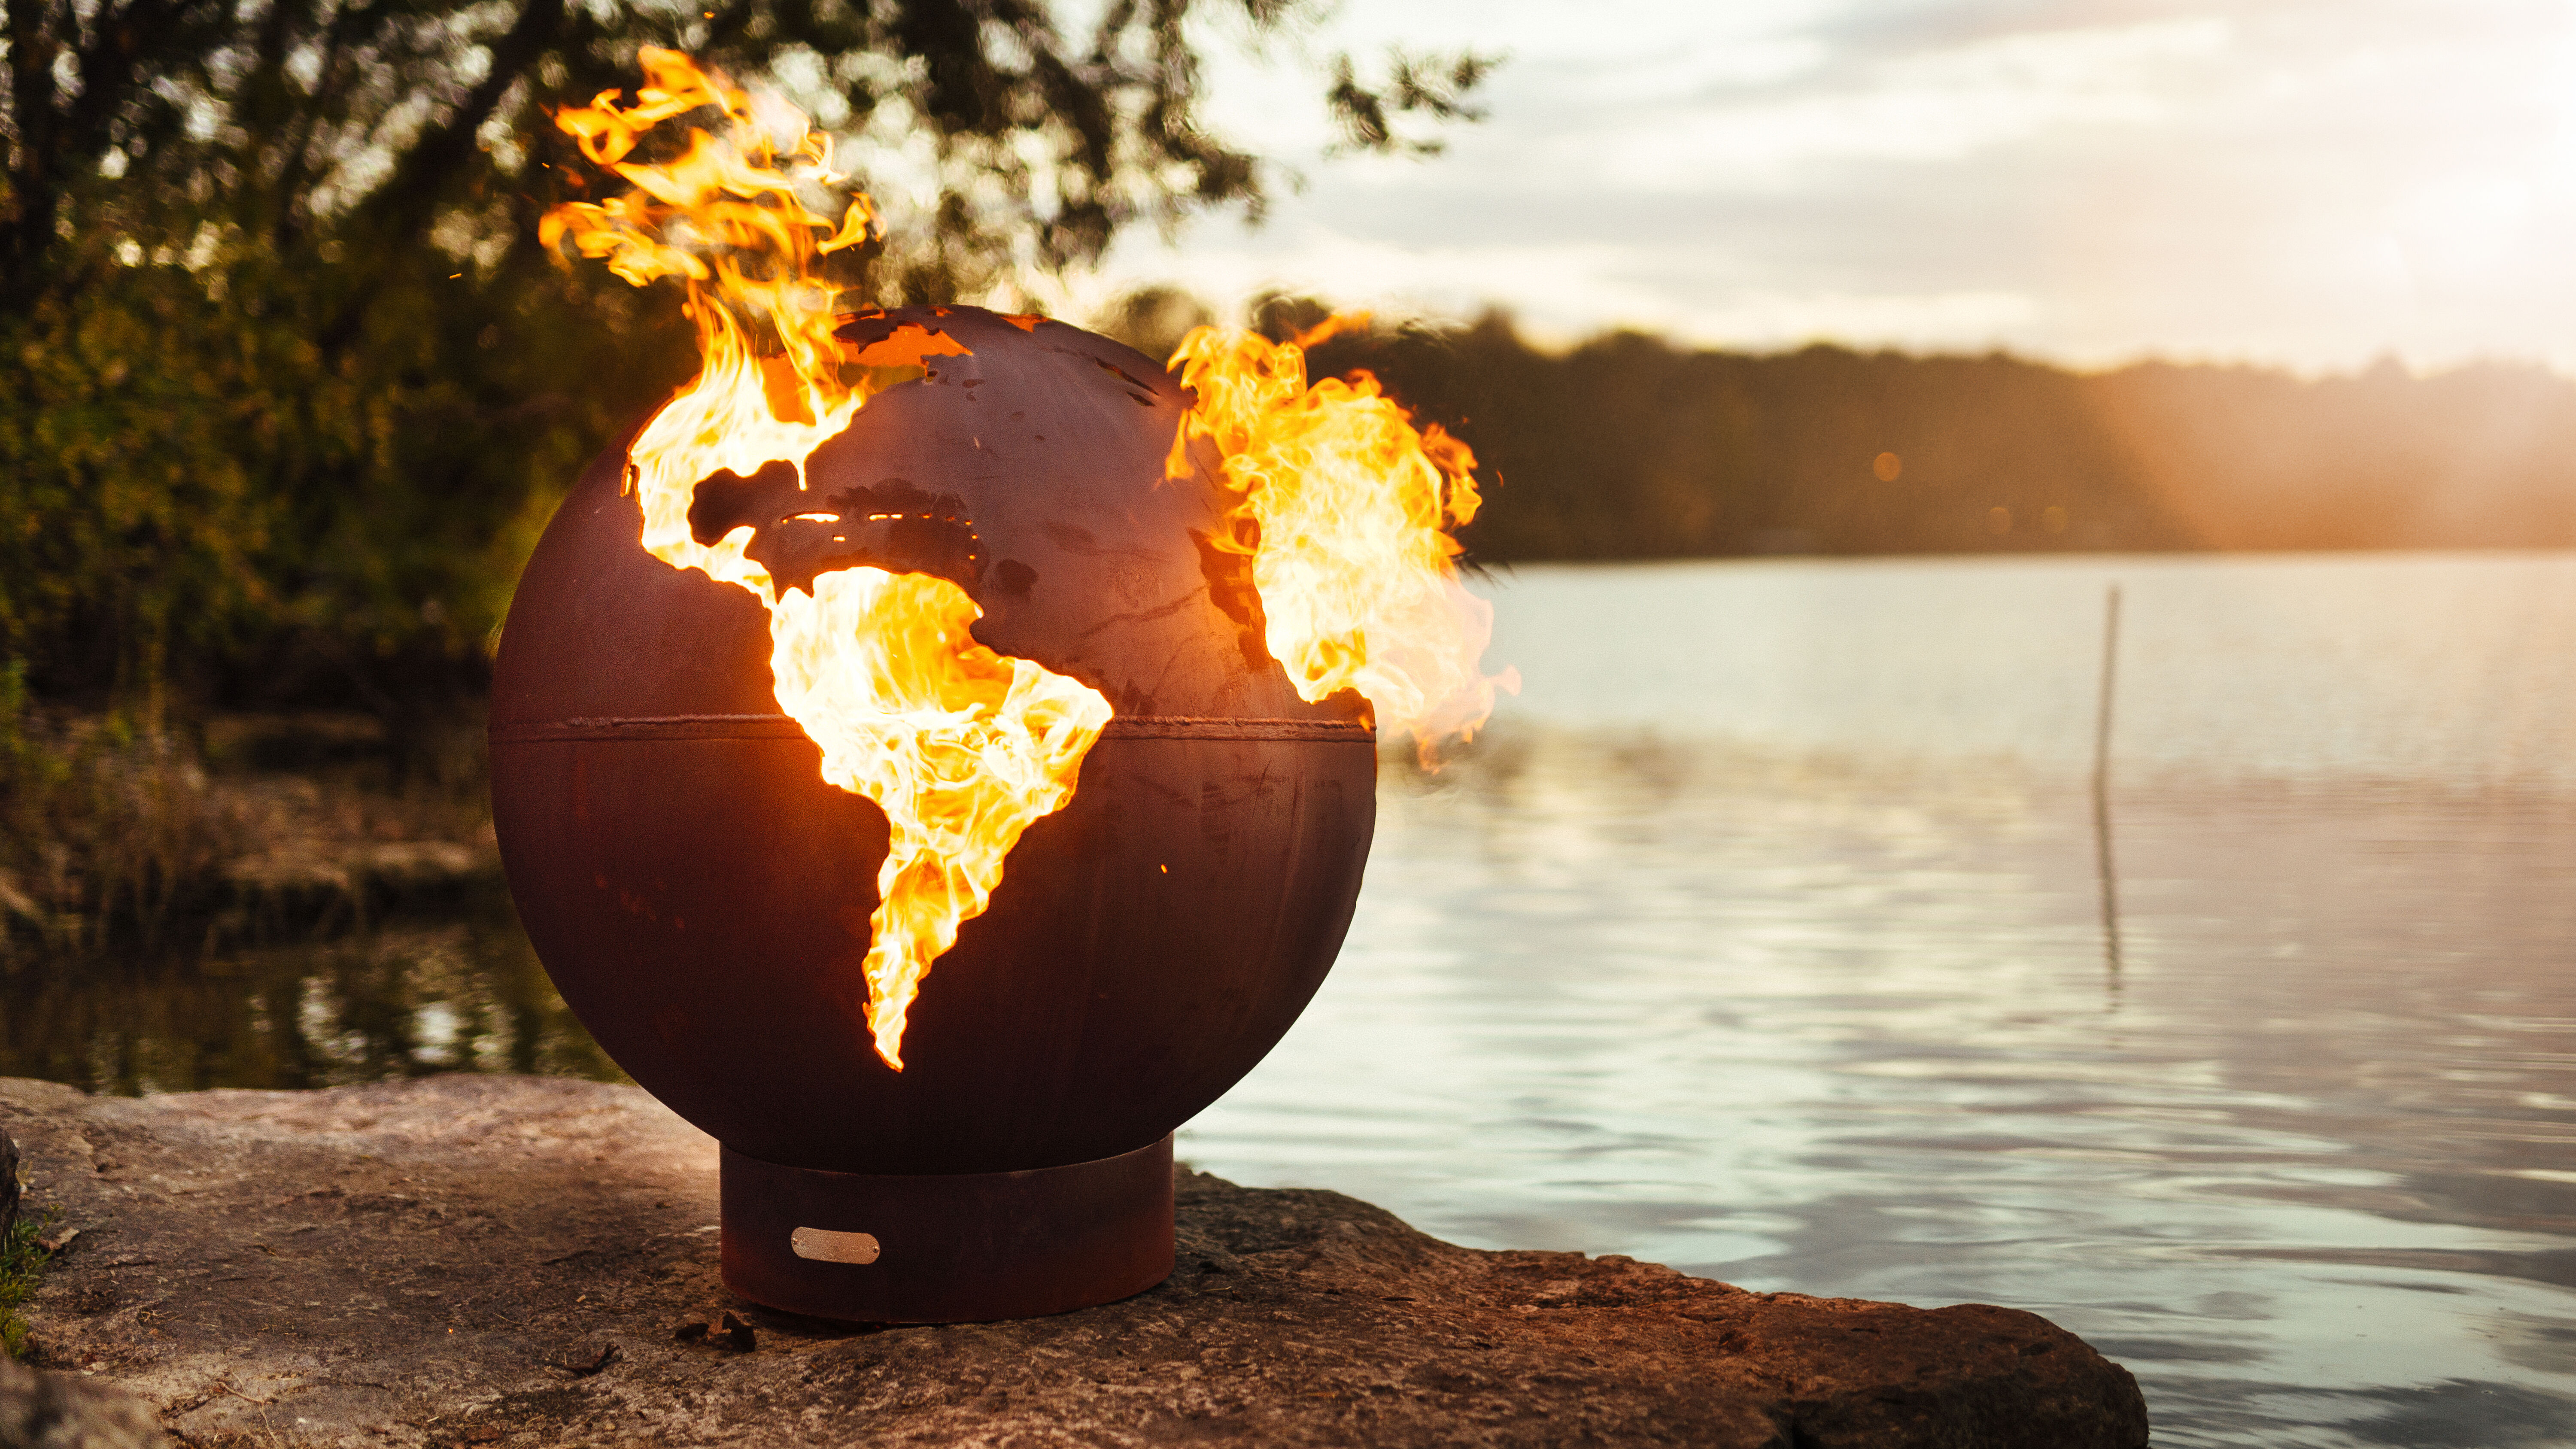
1060 0 2576 374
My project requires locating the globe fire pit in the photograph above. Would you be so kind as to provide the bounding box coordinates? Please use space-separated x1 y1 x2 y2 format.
491 304 1380 1322
488 52 1506 1325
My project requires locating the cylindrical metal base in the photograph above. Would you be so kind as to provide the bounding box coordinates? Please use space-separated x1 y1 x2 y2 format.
719 1136 1175 1324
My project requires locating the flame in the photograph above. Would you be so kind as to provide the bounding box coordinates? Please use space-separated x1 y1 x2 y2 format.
768 571 1108 1068
545 50 1110 1069
1166 316 1517 761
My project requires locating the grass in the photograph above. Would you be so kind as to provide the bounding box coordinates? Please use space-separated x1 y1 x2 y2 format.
0 665 498 954
1 1205 59 1361
0 661 249 950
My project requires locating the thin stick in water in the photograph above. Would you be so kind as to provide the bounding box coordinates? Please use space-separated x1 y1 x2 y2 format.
2093 582 2123 973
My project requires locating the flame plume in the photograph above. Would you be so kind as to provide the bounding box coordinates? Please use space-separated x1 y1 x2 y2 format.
544 50 1111 1070
1166 316 1516 762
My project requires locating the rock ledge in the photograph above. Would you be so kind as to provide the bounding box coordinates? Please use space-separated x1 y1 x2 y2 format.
0 1075 2147 1447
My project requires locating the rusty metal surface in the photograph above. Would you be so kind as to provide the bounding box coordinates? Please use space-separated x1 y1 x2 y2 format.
489 307 1377 1179
720 1136 1175 1323
491 306 1337 724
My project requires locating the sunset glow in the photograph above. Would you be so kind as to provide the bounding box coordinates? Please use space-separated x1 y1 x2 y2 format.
1087 0 2576 373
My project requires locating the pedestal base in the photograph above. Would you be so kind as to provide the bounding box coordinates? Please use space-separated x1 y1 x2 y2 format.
718 1136 1175 1324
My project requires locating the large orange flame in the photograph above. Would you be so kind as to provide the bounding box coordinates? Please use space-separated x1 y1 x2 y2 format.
544 49 1110 1069
1166 316 1517 762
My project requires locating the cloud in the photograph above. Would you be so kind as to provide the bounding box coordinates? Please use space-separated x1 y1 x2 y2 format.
1087 0 2576 372
1594 17 2232 184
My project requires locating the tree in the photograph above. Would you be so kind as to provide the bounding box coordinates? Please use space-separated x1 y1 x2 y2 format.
3 0 1488 305
0 0 1488 717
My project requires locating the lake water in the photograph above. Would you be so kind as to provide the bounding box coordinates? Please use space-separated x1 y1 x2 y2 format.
1182 551 2576 1449
7 550 2573 1446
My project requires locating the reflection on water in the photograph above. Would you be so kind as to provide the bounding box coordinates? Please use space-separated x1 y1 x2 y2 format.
0 888 619 1093
5 551 2572 1446
1182 551 2576 1449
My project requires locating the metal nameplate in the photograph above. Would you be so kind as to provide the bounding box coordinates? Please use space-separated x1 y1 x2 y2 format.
790 1227 882 1264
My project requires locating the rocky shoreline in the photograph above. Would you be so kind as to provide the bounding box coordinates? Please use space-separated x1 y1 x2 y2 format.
0 1075 2148 1447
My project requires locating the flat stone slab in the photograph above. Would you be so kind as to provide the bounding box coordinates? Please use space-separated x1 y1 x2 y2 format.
0 1075 2148 1447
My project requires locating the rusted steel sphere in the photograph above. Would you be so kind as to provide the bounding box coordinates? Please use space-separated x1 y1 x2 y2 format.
488 305 1377 1179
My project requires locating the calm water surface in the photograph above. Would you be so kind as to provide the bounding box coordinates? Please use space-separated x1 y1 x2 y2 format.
1183 551 2576 1449
7 551 2572 1446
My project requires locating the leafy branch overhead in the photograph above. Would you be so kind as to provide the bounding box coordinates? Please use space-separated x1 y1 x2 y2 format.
1327 48 1495 156
0 0 1494 303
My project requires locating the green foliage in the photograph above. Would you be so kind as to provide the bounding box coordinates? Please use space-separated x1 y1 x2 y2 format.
1 1206 59 1361
1 264 274 708
0 0 1488 720
1098 285 1219 365
0 677 247 949
1300 312 2576 561
0 235 683 714
1 0 1472 306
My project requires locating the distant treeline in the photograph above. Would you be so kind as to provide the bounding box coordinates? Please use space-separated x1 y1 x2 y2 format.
1262 307 2576 561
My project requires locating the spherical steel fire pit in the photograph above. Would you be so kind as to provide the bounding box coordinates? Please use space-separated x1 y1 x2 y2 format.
488 305 1377 1324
